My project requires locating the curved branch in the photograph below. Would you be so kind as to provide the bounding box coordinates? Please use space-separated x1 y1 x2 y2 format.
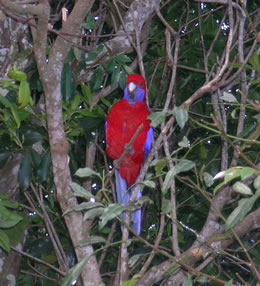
136 207 260 286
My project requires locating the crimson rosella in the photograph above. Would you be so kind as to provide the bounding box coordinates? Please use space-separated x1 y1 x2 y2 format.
106 74 153 235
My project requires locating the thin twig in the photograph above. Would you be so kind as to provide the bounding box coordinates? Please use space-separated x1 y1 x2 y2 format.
239 89 260 110
20 270 57 282
140 208 166 274
12 247 66 276
27 260 59 282
30 184 69 272
98 221 117 268
211 114 260 170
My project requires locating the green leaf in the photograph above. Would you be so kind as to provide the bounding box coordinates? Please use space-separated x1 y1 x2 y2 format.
225 191 260 230
103 59 117 73
162 160 195 195
223 167 242 182
162 199 172 214
0 95 11 107
178 136 190 148
148 111 167 128
248 51 259 71
162 168 177 195
8 66 27 81
61 62 76 101
121 275 141 286
70 182 95 200
10 103 21 128
213 180 225 195
63 202 104 215
2 209 28 249
82 15 95 30
14 106 31 123
121 279 136 286
100 97 111 108
203 172 214 187
0 80 15 89
18 152 32 191
182 275 192 286
130 196 152 208
70 94 81 110
23 129 43 146
99 203 125 229
0 199 19 209
115 55 131 64
174 106 188 129
0 229 10 252
81 83 93 103
240 167 258 180
254 176 260 190
233 182 253 196
83 207 104 220
77 235 106 247
91 67 104 91
196 276 208 283
224 279 233 286
175 159 195 174
64 48 75 64
151 159 168 176
199 143 207 159
0 205 22 228
30 149 41 167
202 15 218 37
123 65 133 74
78 107 106 118
119 71 127 89
86 52 97 61
18 80 33 108
0 194 8 200
142 180 156 189
111 69 120 86
97 45 104 53
128 254 142 268
37 151 51 183
214 167 243 194
220 91 238 103
75 167 101 179
61 254 91 286
252 77 260 87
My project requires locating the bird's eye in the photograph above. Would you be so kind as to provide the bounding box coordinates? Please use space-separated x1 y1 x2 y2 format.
140 83 144 87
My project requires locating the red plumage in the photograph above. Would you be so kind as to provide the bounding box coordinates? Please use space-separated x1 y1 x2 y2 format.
106 99 150 184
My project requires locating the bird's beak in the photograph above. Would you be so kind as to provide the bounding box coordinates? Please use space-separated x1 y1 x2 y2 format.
128 82 136 97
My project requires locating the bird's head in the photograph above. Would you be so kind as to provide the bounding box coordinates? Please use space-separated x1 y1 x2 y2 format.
123 74 146 104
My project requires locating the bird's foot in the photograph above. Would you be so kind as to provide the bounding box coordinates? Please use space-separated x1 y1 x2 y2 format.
113 159 120 169
125 143 134 154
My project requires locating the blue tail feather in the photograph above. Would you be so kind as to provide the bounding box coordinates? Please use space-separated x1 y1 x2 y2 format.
131 185 141 235
115 170 128 205
115 170 142 234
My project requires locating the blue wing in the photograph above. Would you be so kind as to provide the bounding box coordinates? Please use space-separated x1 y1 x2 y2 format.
144 127 153 158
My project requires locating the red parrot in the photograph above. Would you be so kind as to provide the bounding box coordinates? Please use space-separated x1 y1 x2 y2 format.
106 74 153 234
